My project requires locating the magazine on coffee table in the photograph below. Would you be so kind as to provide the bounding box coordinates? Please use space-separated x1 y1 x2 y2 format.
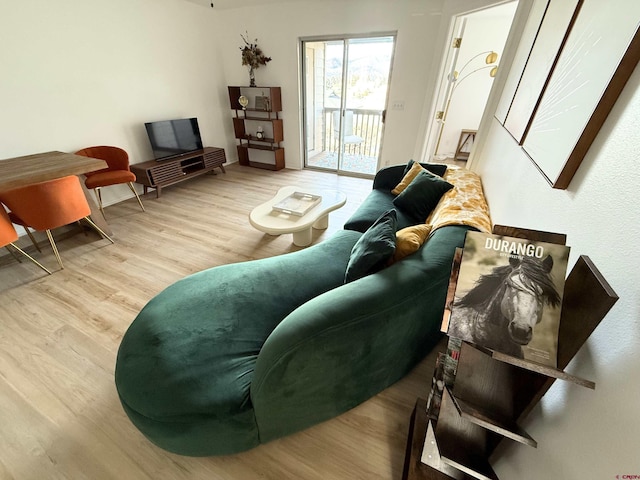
446 231 570 367
272 192 322 216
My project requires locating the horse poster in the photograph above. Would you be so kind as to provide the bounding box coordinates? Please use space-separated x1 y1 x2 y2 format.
447 231 570 367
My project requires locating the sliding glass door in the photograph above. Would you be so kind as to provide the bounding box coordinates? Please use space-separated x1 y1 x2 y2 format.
302 34 395 177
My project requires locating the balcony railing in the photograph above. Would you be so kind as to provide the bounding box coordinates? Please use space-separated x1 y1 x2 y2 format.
324 108 384 158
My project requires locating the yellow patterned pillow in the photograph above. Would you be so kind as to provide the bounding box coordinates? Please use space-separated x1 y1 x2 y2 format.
392 224 433 262
391 161 424 195
426 167 492 234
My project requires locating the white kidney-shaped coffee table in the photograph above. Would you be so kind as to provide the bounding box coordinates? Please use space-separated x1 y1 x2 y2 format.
249 186 347 246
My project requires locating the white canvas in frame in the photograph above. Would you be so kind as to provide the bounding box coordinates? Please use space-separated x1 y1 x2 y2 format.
503 0 581 142
495 0 549 125
523 1 640 188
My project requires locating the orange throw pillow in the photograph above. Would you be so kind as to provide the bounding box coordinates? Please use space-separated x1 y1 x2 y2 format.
391 161 424 195
392 224 433 262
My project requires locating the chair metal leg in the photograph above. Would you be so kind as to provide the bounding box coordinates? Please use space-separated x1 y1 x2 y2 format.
83 216 115 244
76 220 89 236
45 229 64 270
24 226 42 252
127 182 146 212
93 187 104 215
5 245 22 263
8 243 52 275
41 219 113 271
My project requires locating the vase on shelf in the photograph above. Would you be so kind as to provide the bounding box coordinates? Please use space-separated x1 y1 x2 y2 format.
249 67 256 87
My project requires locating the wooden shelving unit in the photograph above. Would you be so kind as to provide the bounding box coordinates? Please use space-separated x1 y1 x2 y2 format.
228 86 284 171
402 225 619 480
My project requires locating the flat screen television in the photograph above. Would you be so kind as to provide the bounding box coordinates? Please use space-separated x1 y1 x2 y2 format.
145 117 203 161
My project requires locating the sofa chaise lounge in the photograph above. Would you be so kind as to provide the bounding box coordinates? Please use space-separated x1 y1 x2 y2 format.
115 162 491 456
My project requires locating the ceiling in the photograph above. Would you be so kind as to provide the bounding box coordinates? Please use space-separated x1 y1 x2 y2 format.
182 0 310 9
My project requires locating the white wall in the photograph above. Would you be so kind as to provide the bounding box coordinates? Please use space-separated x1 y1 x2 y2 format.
417 0 520 164
0 0 503 196
436 10 514 158
0 0 228 206
473 3 640 477
212 0 446 169
5 1 637 475
0 0 460 197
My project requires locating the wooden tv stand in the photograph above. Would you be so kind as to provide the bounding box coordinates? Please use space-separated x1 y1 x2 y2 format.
131 147 226 198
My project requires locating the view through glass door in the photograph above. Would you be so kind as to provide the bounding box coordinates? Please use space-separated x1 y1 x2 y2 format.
302 35 395 176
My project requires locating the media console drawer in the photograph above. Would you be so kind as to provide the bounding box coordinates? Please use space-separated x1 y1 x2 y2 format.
131 147 226 198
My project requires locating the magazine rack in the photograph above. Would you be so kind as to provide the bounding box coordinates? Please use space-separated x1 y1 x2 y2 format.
402 225 618 480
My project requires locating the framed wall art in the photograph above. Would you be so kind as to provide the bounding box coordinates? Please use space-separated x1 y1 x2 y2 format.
496 0 640 189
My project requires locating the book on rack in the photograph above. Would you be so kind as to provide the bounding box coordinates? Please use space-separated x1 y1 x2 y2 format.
441 247 463 335
445 231 570 368
425 337 463 424
425 353 445 423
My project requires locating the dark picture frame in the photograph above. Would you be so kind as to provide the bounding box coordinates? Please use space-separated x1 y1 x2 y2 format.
496 0 640 189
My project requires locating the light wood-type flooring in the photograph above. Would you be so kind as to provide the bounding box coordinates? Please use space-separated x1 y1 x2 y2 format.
0 164 443 480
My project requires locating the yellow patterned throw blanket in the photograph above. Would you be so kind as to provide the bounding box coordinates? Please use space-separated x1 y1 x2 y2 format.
426 166 492 234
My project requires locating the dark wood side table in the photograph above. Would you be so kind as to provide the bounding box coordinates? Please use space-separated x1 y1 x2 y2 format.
454 130 476 161
401 225 619 480
402 398 454 480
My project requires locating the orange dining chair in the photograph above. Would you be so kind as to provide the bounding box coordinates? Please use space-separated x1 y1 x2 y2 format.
0 175 114 270
0 204 51 275
5 209 42 253
75 146 145 216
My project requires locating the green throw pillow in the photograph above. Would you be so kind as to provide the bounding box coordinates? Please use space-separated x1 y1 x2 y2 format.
392 169 454 221
403 159 448 178
345 209 397 283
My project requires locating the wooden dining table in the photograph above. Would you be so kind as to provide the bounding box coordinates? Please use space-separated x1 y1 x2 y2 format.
0 150 111 234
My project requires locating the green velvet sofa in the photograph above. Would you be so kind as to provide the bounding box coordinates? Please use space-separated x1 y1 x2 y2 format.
344 163 448 233
115 163 479 457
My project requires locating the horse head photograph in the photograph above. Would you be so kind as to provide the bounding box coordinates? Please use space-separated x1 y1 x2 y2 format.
447 232 569 365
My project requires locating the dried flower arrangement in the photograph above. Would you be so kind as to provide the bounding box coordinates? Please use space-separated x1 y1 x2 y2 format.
239 32 272 87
